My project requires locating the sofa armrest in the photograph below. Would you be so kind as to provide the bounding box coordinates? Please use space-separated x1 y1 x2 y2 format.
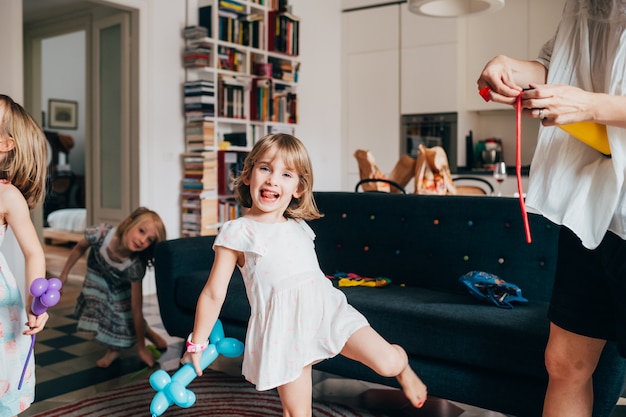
154 235 216 338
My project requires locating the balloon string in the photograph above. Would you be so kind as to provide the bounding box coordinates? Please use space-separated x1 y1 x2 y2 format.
516 94 532 243
18 334 36 390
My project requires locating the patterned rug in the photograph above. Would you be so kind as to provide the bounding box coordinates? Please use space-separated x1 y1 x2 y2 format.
31 370 382 417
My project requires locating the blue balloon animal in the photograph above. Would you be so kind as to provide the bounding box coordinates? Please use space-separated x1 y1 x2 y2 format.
149 320 244 417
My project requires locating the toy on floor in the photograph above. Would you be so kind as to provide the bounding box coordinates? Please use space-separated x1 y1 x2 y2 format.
327 272 392 288
148 319 244 417
18 277 62 389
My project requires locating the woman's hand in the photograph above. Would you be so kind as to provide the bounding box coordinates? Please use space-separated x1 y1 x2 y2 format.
477 55 547 105
23 311 48 336
477 55 523 104
521 83 598 125
180 351 204 377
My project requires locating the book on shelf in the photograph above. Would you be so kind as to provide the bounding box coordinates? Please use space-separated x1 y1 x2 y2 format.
198 6 212 37
271 84 297 123
247 13 265 49
217 46 246 72
222 132 247 147
268 57 298 82
181 197 219 236
218 150 248 195
218 76 247 119
219 0 245 13
253 62 273 77
269 0 289 12
184 46 212 68
267 10 300 56
218 197 244 223
218 9 250 45
182 152 218 186
184 80 216 117
250 77 272 121
183 25 208 40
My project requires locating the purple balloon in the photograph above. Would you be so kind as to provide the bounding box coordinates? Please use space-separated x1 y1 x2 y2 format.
47 278 62 292
41 290 60 308
30 278 48 298
31 297 47 316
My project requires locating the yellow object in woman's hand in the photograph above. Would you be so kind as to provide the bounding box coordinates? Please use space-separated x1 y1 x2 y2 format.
559 122 610 156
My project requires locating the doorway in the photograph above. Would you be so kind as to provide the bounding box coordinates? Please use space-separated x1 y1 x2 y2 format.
23 3 139 231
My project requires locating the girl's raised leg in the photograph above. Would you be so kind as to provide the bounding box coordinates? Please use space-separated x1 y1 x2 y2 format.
276 364 313 417
341 326 427 408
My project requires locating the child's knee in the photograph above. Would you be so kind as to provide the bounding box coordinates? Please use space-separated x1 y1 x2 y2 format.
377 344 408 377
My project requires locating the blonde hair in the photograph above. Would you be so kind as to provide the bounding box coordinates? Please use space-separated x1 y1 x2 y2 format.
0 95 48 209
234 134 322 220
116 207 167 267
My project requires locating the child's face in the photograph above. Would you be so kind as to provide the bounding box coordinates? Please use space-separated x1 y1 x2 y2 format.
123 219 158 252
245 150 302 218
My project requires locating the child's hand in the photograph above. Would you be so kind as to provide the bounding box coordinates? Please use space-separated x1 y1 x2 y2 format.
180 351 204 376
23 311 49 335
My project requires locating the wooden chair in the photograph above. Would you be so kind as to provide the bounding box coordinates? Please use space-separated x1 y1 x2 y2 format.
452 176 494 196
355 178 407 194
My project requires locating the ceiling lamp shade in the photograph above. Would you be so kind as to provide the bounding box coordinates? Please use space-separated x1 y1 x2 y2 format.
408 0 505 17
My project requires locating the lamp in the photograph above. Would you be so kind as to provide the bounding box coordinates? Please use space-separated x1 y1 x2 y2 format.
408 0 505 17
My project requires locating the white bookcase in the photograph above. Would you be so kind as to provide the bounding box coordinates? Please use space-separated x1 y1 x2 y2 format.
181 0 301 236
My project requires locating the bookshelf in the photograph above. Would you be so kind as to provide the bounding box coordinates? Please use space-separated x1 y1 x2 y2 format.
181 0 301 237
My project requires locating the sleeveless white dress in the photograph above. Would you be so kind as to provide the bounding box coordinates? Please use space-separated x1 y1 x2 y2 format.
0 224 35 416
214 217 369 391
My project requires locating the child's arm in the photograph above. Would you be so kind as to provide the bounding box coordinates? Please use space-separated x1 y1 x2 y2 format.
181 245 239 376
59 238 90 286
4 185 47 334
130 280 156 367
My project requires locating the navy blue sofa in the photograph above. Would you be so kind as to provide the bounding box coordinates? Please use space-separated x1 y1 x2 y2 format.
154 192 626 417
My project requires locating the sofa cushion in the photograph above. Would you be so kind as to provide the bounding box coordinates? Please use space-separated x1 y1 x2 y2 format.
336 284 549 379
176 269 251 325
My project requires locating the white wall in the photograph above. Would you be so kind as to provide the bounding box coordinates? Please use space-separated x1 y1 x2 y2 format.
42 31 86 176
289 0 343 191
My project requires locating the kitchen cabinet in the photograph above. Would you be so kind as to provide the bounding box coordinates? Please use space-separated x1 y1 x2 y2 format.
400 8 458 114
464 0 565 111
464 0 529 111
342 4 400 187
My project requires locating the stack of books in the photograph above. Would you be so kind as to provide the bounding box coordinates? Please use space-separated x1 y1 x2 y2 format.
186 120 215 152
181 152 219 236
184 79 215 120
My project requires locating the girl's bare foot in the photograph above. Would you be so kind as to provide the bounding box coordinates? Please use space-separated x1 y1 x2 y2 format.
397 365 428 408
96 348 121 368
146 326 168 351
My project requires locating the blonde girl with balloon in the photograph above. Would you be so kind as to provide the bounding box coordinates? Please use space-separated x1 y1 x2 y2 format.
0 94 49 417
182 133 428 415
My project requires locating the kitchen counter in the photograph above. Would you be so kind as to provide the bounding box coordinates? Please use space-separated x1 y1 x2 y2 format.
456 165 530 176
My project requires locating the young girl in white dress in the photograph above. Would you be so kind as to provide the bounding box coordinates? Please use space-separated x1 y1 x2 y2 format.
181 133 427 415
0 94 49 417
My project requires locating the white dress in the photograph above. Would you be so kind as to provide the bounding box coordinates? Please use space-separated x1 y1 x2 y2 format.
214 217 369 391
0 224 35 416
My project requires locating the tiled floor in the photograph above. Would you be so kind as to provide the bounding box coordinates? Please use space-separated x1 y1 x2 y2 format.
20 242 625 417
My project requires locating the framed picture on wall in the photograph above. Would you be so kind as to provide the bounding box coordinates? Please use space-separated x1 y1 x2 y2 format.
48 99 78 130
